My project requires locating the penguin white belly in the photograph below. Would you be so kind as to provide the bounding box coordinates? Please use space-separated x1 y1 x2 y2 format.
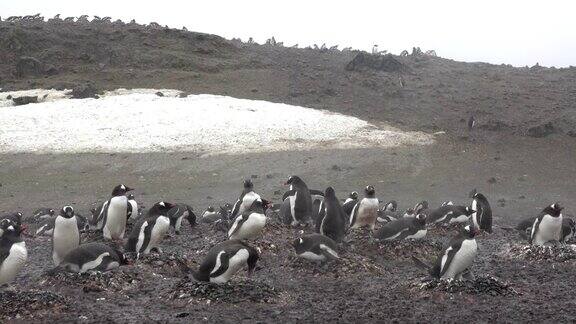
52 217 80 266
239 192 260 216
352 198 379 229
136 221 149 254
129 201 138 219
210 249 249 284
79 252 110 273
104 197 128 240
405 229 427 240
0 242 27 285
471 199 479 228
534 215 562 245
298 251 326 261
229 213 266 240
144 216 170 254
449 214 470 224
289 192 298 226
442 239 477 279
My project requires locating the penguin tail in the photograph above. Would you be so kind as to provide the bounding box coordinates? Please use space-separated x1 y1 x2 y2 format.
411 256 431 271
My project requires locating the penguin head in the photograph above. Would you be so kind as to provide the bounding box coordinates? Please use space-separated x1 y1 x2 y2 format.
285 175 303 186
0 219 20 237
468 188 478 198
206 206 215 212
325 187 336 198
243 179 254 189
465 206 476 216
127 194 135 200
415 213 427 225
463 224 479 238
148 201 176 217
545 203 563 217
60 206 75 219
49 209 55 216
292 237 305 253
349 191 358 200
111 184 133 196
364 185 375 197
384 200 397 212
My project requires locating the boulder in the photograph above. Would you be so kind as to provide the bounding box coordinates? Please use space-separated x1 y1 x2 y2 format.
70 83 100 99
15 56 43 78
346 53 407 73
12 96 38 106
527 122 555 138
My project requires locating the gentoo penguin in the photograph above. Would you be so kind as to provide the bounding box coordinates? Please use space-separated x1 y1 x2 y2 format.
470 191 493 233
228 199 267 240
374 214 427 241
377 200 400 223
293 234 339 262
440 201 454 207
413 200 429 215
52 206 81 266
102 184 133 240
413 224 478 280
30 208 55 223
280 175 324 226
127 194 138 220
36 212 87 236
315 187 346 242
200 206 222 223
191 240 259 284
468 116 476 131
1 212 23 228
349 185 379 230
561 218 576 243
311 198 323 223
530 203 563 246
166 204 196 234
516 216 536 240
230 179 261 220
0 219 27 285
125 201 175 258
426 205 475 225
55 242 128 273
342 191 358 216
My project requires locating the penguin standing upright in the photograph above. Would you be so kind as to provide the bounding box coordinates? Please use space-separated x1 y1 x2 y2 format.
127 194 138 220
230 179 261 220
470 191 492 233
52 206 81 266
349 186 379 230
374 214 427 241
530 203 563 246
191 240 259 284
413 225 478 280
293 234 339 262
102 184 133 240
315 187 346 242
0 219 27 285
125 201 175 258
56 242 128 273
228 199 267 240
342 191 358 216
167 204 197 234
280 176 324 226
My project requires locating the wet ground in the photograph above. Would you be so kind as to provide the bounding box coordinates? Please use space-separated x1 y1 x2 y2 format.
2 136 576 322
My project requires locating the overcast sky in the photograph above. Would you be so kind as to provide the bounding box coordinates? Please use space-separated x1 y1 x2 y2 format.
2 0 575 67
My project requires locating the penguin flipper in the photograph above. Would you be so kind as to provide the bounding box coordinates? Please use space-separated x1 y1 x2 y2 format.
530 217 542 244
230 199 242 219
228 215 248 238
127 201 133 219
319 244 339 260
210 252 231 278
439 243 461 278
315 202 325 234
309 189 325 197
282 190 296 201
479 206 493 233
349 203 360 227
0 248 9 265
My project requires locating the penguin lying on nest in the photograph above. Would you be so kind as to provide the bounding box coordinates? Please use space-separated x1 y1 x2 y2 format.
49 242 128 274
412 224 478 280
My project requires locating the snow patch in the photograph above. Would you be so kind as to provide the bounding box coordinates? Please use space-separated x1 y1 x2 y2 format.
0 89 433 155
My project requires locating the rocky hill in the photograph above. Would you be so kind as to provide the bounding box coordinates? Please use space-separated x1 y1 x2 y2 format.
1 18 575 138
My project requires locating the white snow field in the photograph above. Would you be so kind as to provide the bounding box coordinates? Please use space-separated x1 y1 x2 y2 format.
0 89 433 156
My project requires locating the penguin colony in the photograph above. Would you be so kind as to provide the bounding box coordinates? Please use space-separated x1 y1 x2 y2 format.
0 177 571 288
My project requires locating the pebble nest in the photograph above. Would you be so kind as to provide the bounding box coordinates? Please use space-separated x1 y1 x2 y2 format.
0 290 68 320
503 244 576 262
416 275 518 296
170 279 279 303
40 268 141 293
138 252 189 276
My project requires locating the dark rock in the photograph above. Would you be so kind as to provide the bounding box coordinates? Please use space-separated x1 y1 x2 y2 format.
331 164 342 171
346 53 407 73
15 56 43 78
44 65 59 76
155 91 164 97
567 130 576 138
6 95 12 99
487 177 497 184
266 174 274 179
274 190 281 195
178 92 188 98
527 122 555 138
12 96 38 106
70 83 100 99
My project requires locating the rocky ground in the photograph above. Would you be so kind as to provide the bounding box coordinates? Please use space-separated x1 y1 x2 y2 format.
1 17 576 323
